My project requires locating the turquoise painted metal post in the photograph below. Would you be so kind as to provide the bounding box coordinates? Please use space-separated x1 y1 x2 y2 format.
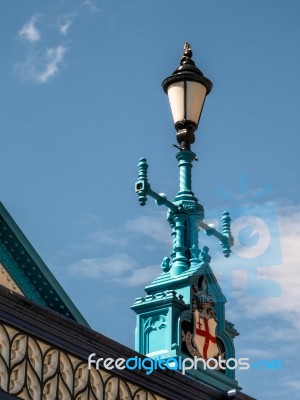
188 214 201 267
171 149 203 272
174 150 197 202
171 214 188 276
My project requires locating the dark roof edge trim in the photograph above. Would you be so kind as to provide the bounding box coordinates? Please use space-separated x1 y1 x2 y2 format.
0 202 88 326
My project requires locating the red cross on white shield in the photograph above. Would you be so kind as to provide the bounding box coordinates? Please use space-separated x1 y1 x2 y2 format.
193 310 219 359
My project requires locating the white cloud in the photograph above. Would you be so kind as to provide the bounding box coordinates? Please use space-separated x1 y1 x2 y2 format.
77 211 102 225
227 205 300 327
282 377 300 391
126 214 171 246
36 46 67 83
16 39 67 84
15 53 36 81
115 265 159 287
70 212 171 252
227 204 300 398
87 230 129 247
257 372 300 399
241 348 276 359
67 253 136 279
15 2 99 83
19 15 41 42
58 13 77 36
60 21 72 36
67 252 160 287
82 0 100 13
68 228 130 252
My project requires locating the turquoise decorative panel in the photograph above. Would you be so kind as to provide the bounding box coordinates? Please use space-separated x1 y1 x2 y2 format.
145 315 167 354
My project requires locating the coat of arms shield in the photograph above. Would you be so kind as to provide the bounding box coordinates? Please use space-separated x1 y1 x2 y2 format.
193 309 219 359
182 277 221 360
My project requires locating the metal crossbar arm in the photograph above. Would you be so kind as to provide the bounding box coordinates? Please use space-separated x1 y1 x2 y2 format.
198 221 226 241
198 212 234 258
135 157 234 261
147 189 178 212
135 158 178 212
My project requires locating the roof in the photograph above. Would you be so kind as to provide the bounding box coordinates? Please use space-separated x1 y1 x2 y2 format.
0 201 88 327
0 286 257 400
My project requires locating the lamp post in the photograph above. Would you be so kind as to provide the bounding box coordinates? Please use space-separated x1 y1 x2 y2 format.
135 43 233 277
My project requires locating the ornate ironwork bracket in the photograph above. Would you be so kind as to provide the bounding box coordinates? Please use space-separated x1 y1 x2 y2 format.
198 211 234 258
135 158 178 212
135 157 234 271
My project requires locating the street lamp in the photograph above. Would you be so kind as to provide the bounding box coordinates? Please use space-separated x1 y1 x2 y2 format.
133 45 240 393
135 43 233 276
162 42 212 150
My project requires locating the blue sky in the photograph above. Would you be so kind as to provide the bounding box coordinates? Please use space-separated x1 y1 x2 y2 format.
1 0 300 398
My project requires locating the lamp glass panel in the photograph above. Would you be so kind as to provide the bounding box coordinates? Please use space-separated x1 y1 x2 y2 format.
167 82 184 124
186 81 207 124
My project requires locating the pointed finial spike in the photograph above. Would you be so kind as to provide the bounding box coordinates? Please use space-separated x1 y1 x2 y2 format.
184 42 192 52
183 42 193 59
180 42 194 67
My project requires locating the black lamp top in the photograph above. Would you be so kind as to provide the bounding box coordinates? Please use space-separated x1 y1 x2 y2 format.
162 43 213 94
179 42 197 70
